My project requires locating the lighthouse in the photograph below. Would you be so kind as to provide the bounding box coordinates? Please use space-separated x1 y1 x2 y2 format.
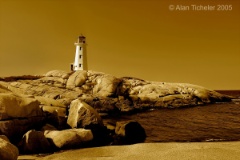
71 35 88 71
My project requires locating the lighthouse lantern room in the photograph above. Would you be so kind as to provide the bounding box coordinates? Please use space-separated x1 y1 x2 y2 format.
71 35 88 71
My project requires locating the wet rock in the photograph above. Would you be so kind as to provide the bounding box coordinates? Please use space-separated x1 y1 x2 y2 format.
44 129 93 149
67 99 103 128
115 121 146 144
0 135 19 160
18 130 52 154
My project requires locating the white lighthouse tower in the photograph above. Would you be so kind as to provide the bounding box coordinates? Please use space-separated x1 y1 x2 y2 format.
71 35 88 71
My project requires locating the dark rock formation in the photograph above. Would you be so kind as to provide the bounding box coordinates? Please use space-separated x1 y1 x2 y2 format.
18 130 52 154
115 121 146 144
0 117 46 144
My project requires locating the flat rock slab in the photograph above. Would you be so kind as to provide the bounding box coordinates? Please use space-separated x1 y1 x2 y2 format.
35 142 240 160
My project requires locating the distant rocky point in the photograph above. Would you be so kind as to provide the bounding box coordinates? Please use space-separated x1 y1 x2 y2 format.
0 70 232 159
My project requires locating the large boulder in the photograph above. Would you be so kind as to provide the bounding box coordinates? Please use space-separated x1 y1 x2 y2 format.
115 120 146 144
44 129 93 149
92 74 121 97
0 93 45 142
0 135 19 160
18 130 52 154
67 99 103 128
67 99 112 146
66 70 87 89
0 93 42 120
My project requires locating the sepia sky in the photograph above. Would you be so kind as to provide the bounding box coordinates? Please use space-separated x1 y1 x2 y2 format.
0 0 239 90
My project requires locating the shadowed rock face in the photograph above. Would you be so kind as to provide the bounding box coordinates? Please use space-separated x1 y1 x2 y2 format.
18 130 52 154
115 121 146 144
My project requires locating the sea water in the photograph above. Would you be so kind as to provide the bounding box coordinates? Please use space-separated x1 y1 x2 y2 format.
103 91 240 142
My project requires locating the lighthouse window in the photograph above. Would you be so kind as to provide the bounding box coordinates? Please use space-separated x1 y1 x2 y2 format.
79 55 82 59
79 47 82 50
79 64 81 67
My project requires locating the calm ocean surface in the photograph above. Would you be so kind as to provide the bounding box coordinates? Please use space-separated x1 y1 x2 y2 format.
103 90 240 142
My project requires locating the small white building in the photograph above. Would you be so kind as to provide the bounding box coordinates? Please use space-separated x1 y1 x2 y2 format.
71 35 88 71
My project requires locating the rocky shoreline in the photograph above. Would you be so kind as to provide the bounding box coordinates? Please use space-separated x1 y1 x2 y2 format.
0 70 232 160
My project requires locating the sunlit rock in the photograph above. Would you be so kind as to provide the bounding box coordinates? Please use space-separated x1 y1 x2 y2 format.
67 99 103 128
44 129 93 149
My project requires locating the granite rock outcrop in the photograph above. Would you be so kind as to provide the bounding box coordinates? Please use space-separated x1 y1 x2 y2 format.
0 70 230 115
0 70 232 154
